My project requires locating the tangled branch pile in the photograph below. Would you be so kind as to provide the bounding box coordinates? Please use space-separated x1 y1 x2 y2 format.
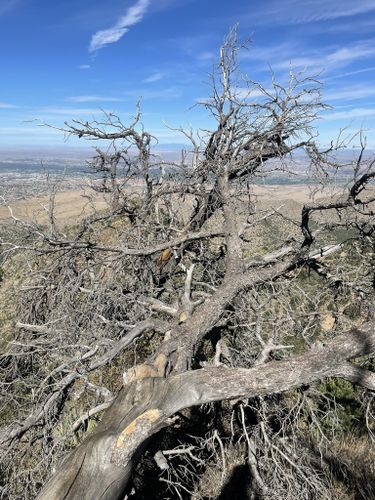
1 29 374 499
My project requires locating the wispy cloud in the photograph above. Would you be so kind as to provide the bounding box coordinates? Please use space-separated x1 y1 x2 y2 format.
233 87 270 99
0 0 21 16
324 107 375 120
195 87 278 105
37 107 112 116
326 41 375 65
78 64 91 70
142 72 166 84
67 95 124 103
0 102 16 109
0 126 59 135
124 86 181 100
250 0 375 26
241 42 299 64
148 127 189 144
149 0 194 11
170 34 217 58
324 66 375 81
324 84 375 102
89 0 150 53
261 39 375 73
323 17 375 33
197 51 216 61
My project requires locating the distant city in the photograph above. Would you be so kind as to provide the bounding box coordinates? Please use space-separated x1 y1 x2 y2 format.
0 144 370 203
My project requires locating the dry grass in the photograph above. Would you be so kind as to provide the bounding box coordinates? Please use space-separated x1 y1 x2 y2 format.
327 434 375 499
0 188 108 225
0 184 322 226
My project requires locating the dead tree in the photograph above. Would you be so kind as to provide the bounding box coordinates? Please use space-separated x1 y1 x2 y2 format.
1 29 375 499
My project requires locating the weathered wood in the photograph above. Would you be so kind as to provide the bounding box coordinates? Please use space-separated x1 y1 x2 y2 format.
37 325 375 500
3 29 375 500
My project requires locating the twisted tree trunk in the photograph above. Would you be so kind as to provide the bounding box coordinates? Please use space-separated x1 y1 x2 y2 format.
38 325 375 500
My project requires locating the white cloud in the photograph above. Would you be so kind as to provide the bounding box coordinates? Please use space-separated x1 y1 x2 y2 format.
271 39 375 72
0 126 59 135
169 33 215 58
148 127 188 144
325 66 375 81
0 0 21 16
38 107 112 116
0 102 16 109
326 42 375 64
142 72 166 84
324 17 375 33
89 0 150 53
234 87 270 99
197 51 216 61
251 0 375 26
241 42 299 64
124 87 181 100
78 64 91 70
324 85 375 101
324 107 375 120
67 95 124 103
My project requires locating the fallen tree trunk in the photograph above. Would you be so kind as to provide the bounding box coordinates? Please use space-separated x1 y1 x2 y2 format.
37 325 375 500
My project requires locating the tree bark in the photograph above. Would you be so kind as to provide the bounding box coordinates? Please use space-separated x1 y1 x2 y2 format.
37 325 375 500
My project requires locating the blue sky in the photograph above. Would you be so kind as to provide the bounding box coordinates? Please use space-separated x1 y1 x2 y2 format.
1 0 375 153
